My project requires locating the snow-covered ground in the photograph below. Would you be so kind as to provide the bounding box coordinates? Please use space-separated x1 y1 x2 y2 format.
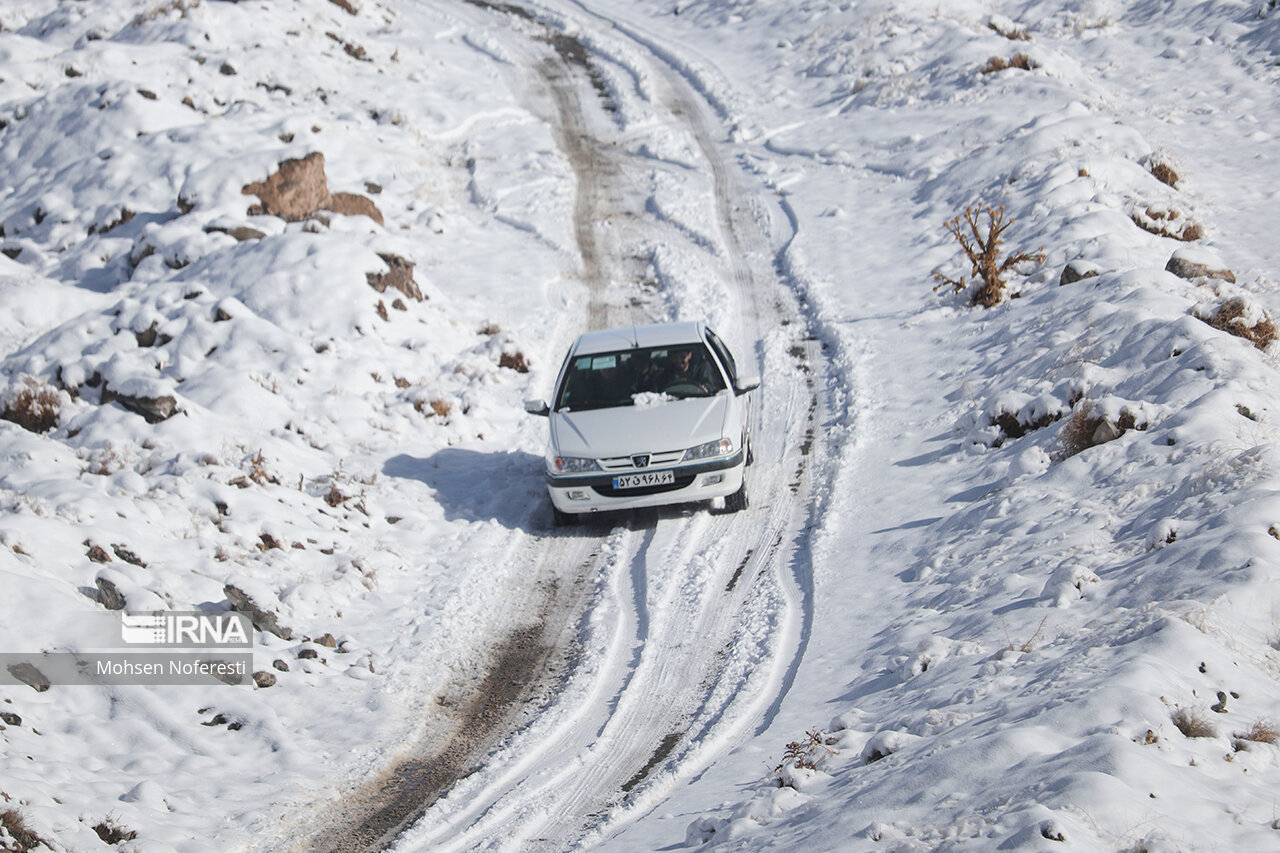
3 0 1280 851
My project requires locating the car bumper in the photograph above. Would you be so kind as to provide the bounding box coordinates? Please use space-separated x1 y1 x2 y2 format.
546 452 745 514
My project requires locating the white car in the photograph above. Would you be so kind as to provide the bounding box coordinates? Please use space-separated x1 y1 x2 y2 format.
525 321 758 525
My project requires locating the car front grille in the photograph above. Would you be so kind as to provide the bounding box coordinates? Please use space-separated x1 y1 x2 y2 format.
597 450 686 472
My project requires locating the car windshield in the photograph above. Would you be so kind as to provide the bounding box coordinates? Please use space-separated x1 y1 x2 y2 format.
555 343 726 411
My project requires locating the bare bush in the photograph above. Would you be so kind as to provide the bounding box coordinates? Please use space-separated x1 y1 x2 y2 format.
2 376 60 434
932 203 1045 307
772 729 838 780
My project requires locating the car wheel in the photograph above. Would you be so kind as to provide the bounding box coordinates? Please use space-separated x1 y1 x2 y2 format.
553 506 579 527
723 482 748 514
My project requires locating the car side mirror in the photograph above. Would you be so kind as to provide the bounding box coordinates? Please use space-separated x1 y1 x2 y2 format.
523 399 550 416
734 375 760 395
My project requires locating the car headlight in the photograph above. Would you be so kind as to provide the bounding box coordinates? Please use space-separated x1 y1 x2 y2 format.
551 455 599 474
684 437 735 461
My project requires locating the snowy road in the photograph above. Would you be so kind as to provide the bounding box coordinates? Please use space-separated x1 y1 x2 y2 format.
312 1 837 850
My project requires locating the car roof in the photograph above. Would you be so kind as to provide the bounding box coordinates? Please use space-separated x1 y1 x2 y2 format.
571 321 706 356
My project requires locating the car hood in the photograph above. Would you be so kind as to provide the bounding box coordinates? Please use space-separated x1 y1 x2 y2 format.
552 394 730 459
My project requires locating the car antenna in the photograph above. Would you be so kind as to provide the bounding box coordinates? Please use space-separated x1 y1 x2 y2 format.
630 326 638 348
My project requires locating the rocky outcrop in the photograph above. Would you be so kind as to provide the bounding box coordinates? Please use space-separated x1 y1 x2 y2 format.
224 583 293 640
242 152 383 225
366 253 422 301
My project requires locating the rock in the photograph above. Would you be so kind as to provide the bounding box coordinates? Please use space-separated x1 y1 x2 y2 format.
315 633 337 648
204 223 266 242
1059 259 1101 286
207 662 244 686
111 544 147 567
298 648 319 660
1165 248 1235 283
272 659 290 672
366 253 421 301
100 384 178 423
0 712 20 726
1091 420 1124 446
223 584 293 640
243 152 384 226
252 670 277 688
95 575 127 610
323 191 383 226
86 543 112 563
243 152 331 222
6 661 50 692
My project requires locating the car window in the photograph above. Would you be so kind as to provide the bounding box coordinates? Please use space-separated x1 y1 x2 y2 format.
704 328 738 384
555 344 726 411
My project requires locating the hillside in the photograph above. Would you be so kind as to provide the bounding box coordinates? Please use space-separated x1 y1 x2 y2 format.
2 1 1280 851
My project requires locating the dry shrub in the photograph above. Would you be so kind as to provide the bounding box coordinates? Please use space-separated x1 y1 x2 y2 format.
981 53 1037 73
1171 707 1218 739
93 818 137 845
931 203 1045 307
415 397 451 418
991 410 1061 445
499 351 530 373
772 729 838 778
1059 404 1145 458
1201 298 1277 351
0 808 48 853
2 376 60 434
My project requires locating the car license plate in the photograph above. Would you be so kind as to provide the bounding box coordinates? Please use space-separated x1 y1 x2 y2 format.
613 470 675 490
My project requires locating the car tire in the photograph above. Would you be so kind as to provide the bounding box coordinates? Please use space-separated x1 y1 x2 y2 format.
723 482 748 514
553 506 579 527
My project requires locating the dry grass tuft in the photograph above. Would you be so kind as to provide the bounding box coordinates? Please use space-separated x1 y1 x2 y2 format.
1059 404 1146 458
1201 297 1277 351
1130 206 1203 242
2 377 61 434
1149 159 1180 188
92 817 137 845
0 808 48 852
932 203 1045 307
1171 707 1218 739
415 397 451 418
981 53 1038 73
1236 720 1279 745
988 20 1031 41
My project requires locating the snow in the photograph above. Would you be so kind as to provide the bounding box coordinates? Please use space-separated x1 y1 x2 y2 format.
2 0 1280 851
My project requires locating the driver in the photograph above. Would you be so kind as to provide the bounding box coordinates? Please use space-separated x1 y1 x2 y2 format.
659 347 719 393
